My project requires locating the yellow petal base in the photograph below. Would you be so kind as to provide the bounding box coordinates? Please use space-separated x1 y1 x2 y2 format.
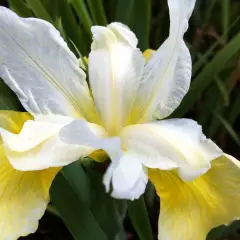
88 149 109 163
143 49 155 62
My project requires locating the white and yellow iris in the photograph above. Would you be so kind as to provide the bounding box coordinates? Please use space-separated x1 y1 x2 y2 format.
0 0 239 240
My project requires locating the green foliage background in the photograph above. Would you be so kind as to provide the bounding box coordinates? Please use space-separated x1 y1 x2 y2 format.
0 0 239 239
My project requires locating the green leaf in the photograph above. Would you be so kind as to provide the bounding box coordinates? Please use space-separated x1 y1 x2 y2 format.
86 0 107 25
0 79 22 111
46 204 61 218
115 200 128 240
116 0 135 27
25 0 54 24
221 0 230 42
207 221 240 240
198 85 219 127
207 225 227 240
59 0 90 55
172 32 240 118
128 196 153 240
86 167 126 239
8 0 33 17
214 76 229 107
115 0 150 49
41 0 60 23
71 0 93 35
61 162 92 205
51 161 126 240
132 0 151 50
50 167 108 240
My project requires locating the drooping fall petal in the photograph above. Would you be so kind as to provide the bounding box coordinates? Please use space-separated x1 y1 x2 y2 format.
89 22 145 133
103 152 148 200
132 0 195 122
149 154 240 240
1 115 106 171
0 111 59 240
0 7 97 122
121 119 222 181
60 119 121 162
59 119 148 200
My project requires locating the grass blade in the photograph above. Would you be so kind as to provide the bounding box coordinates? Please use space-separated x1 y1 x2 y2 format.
222 0 230 42
116 0 135 26
41 0 60 24
71 0 93 35
8 0 33 17
59 0 90 55
132 0 151 50
214 76 229 106
229 93 240 124
25 0 53 24
192 15 240 76
214 113 240 147
86 0 107 25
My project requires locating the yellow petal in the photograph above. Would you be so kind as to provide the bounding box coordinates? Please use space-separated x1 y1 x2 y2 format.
0 141 59 240
149 154 240 240
0 110 32 134
0 110 60 239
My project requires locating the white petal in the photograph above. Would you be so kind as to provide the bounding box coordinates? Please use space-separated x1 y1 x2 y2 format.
103 152 148 200
89 23 145 134
108 22 138 47
59 120 148 201
0 7 97 121
132 0 196 122
1 115 105 170
121 118 223 181
0 115 71 152
60 119 122 162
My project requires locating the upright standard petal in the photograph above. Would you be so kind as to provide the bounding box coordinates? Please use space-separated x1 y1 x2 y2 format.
89 23 145 134
1 115 106 171
121 119 222 181
149 154 240 240
132 0 196 122
0 7 97 121
0 110 59 240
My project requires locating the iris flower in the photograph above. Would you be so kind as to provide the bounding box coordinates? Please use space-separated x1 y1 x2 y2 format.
0 0 240 239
